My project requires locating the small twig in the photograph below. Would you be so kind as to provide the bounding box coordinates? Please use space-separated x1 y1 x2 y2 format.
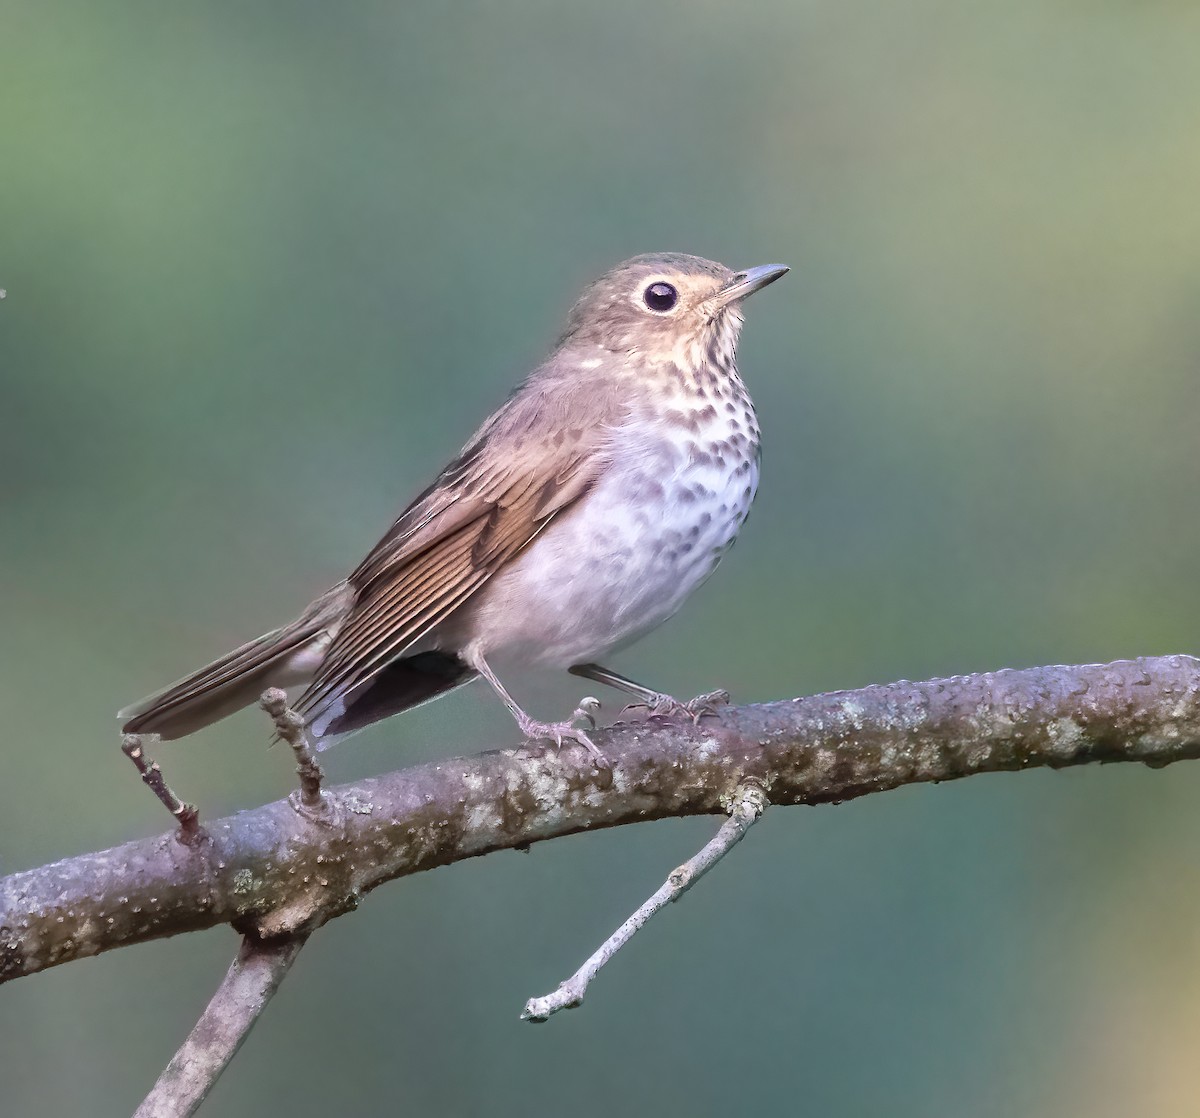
121 734 203 846
522 781 768 1022
134 931 310 1118
259 689 325 811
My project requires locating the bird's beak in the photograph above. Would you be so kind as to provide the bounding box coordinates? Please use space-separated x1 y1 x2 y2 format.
711 263 790 310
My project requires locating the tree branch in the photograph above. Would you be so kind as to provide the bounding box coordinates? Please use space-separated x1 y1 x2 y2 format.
133 932 309 1118
4 656 1200 989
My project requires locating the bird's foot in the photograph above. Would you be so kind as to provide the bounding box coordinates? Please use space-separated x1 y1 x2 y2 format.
624 689 730 723
517 697 608 766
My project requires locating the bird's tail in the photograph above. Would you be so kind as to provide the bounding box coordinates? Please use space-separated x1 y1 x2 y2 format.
119 583 352 741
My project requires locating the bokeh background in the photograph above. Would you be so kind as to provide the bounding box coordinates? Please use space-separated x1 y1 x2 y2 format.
5 1 1200 1114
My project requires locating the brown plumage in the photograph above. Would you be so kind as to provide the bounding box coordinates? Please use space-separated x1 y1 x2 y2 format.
120 253 788 759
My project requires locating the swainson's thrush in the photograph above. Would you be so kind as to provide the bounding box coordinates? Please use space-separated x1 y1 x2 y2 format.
120 253 788 760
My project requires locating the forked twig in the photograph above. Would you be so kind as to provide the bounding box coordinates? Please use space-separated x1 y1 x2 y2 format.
259 688 326 813
522 781 768 1022
121 734 203 845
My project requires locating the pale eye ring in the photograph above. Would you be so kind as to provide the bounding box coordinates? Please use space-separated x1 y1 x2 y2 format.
643 281 679 313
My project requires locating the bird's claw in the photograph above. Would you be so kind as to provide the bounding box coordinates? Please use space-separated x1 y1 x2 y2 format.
517 698 608 767
683 689 731 719
572 695 601 731
622 688 730 724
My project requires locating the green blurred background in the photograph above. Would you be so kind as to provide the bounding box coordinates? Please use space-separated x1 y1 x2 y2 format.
4 1 1200 1114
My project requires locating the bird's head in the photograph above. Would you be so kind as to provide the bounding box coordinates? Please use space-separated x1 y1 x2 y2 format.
559 253 788 373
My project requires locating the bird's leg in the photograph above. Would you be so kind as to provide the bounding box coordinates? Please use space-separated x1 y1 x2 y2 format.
468 652 607 765
569 663 730 722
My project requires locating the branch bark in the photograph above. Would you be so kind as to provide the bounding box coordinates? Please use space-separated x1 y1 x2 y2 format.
4 656 1200 988
133 932 309 1118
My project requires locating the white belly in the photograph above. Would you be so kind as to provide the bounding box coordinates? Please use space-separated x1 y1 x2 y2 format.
445 405 760 668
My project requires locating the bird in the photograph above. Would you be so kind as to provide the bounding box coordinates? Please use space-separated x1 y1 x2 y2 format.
119 252 788 762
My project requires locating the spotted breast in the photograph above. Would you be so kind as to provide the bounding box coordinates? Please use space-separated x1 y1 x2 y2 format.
444 347 761 671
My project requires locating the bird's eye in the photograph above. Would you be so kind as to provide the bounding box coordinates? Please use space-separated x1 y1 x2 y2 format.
643 282 679 313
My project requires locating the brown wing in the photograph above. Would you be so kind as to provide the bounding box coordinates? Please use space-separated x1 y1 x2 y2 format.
293 367 622 731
